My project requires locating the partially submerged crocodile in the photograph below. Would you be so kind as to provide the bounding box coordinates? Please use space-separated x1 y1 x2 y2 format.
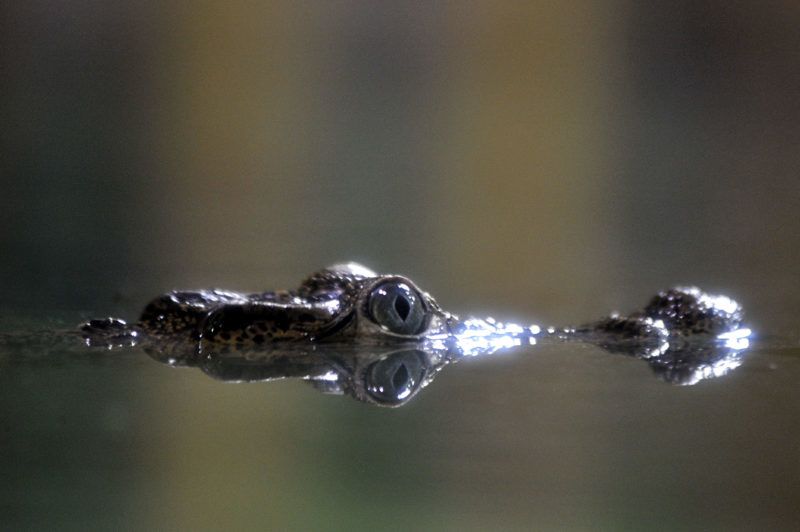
81 263 752 406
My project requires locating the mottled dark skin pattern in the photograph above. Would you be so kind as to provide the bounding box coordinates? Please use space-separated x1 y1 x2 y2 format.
588 286 743 338
137 266 367 342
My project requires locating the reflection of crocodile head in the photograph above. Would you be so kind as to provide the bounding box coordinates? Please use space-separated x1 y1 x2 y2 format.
81 264 753 406
140 322 750 407
193 347 443 407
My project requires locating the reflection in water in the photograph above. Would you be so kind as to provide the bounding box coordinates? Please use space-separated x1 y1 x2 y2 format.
81 264 752 406
176 347 436 407
140 326 751 408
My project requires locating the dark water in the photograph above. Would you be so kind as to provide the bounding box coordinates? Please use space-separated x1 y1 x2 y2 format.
4 2 800 530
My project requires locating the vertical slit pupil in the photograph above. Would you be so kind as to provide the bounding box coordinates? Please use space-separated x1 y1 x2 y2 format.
394 295 411 321
393 363 410 389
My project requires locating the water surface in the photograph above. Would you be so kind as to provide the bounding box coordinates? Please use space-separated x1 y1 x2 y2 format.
2 311 799 530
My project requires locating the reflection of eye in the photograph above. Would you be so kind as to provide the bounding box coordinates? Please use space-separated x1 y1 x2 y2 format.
368 282 427 335
365 350 426 405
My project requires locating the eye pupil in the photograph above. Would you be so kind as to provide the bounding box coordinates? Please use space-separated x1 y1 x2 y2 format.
393 363 410 389
394 296 411 321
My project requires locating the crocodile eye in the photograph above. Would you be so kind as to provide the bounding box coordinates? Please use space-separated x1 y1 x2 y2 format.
368 282 427 335
365 350 426 405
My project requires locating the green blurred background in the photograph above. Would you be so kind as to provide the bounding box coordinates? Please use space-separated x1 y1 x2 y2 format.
2 2 800 530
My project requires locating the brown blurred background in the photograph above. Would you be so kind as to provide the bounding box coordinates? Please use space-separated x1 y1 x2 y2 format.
2 2 800 530
4 1 799 324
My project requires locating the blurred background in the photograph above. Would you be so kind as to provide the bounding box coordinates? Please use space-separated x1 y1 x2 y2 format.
2 1 800 530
